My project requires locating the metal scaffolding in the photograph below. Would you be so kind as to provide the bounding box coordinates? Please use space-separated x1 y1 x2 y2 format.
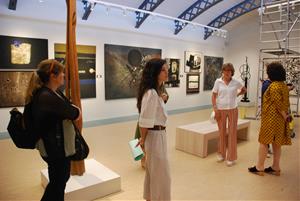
256 0 300 118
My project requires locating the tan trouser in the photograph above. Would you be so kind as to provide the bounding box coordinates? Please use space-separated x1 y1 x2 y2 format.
216 108 238 161
144 130 171 201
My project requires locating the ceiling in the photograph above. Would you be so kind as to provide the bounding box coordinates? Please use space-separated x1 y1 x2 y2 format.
0 0 262 42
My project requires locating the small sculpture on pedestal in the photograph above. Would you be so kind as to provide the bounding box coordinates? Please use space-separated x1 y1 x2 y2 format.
239 57 251 102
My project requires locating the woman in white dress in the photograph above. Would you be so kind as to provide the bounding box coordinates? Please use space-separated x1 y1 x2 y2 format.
137 58 171 201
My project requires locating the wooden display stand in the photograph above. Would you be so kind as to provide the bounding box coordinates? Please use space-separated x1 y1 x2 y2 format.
176 119 250 158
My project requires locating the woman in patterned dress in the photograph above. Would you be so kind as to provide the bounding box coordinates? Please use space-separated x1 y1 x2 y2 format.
248 62 292 176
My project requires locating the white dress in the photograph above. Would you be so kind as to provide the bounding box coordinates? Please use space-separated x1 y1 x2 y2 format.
139 89 171 201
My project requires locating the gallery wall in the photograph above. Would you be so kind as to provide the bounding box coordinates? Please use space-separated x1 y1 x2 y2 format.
0 15 229 133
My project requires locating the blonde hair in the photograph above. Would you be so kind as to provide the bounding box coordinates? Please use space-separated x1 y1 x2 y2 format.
222 63 235 76
25 59 64 104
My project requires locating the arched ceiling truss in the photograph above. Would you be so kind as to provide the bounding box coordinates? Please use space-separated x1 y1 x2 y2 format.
204 0 260 40
174 0 223 35
135 0 165 28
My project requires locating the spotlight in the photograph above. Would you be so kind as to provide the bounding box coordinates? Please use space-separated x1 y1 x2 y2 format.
106 6 110 15
122 8 127 16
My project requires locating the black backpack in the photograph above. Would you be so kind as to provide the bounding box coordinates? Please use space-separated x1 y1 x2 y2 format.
7 101 39 149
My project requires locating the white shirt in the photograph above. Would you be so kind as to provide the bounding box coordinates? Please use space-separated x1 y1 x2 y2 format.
139 89 168 128
212 77 243 109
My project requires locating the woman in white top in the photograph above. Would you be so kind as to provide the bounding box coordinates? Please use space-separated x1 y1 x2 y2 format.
137 58 170 201
212 63 246 166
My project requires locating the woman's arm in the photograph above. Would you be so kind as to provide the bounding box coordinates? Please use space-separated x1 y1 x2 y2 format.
137 127 148 149
237 86 247 96
38 89 80 120
212 92 220 121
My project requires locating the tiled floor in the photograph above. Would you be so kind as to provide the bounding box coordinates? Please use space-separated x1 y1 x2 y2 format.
0 108 299 201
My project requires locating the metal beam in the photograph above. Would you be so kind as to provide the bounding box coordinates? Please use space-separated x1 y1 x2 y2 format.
82 0 96 20
174 0 223 35
204 0 260 40
135 0 165 28
8 0 17 10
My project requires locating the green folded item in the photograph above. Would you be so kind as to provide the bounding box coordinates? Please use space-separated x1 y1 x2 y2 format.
128 138 144 161
134 122 141 139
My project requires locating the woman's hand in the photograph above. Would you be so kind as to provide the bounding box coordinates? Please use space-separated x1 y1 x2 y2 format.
136 138 145 152
238 87 247 96
214 109 221 121
161 93 168 103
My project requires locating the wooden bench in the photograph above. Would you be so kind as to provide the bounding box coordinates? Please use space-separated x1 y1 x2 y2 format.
175 119 250 158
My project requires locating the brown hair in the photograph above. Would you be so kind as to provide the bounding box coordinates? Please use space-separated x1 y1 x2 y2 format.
222 63 235 76
25 59 64 103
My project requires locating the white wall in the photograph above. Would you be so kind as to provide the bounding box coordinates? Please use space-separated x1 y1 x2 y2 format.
0 16 227 132
225 14 261 103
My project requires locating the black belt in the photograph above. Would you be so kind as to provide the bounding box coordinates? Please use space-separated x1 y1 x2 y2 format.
148 125 166 130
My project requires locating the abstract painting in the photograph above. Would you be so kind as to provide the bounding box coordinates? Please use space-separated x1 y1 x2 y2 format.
165 58 180 88
0 71 34 107
184 51 202 73
203 56 223 91
104 44 161 100
0 35 48 70
54 43 96 99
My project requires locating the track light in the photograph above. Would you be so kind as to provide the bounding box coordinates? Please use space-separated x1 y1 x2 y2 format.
106 6 110 15
122 8 127 16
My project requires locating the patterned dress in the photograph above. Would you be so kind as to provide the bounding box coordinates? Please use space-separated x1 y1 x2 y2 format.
259 81 292 145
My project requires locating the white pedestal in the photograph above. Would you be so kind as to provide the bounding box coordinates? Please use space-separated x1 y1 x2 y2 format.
41 158 121 201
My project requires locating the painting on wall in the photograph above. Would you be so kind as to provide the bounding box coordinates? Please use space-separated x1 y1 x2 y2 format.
165 58 180 88
0 35 48 70
203 56 224 91
184 51 202 73
54 43 96 99
104 44 161 100
186 73 200 94
0 71 34 107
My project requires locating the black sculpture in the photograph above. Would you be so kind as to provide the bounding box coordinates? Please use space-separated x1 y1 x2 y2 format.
240 57 251 102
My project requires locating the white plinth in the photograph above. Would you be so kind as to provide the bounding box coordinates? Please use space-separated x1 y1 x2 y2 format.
41 158 121 201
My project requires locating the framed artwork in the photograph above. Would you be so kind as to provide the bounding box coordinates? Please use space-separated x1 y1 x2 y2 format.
0 35 48 70
0 71 34 107
54 43 96 99
184 51 202 73
186 73 200 94
165 58 180 88
203 56 224 91
104 44 161 100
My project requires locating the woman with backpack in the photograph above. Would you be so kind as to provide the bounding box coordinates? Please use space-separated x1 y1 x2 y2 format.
26 59 81 201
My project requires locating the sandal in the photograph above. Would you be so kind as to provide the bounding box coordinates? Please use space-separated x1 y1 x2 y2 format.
264 166 281 176
248 166 264 176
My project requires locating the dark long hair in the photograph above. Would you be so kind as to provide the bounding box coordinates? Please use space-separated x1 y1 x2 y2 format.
267 62 286 81
137 58 166 113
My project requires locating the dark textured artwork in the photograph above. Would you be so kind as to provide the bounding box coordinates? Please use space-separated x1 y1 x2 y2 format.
104 44 161 100
0 35 48 70
203 56 223 91
165 58 180 88
54 43 96 99
0 71 33 107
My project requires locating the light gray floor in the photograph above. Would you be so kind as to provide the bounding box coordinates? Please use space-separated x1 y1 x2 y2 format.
0 108 299 201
